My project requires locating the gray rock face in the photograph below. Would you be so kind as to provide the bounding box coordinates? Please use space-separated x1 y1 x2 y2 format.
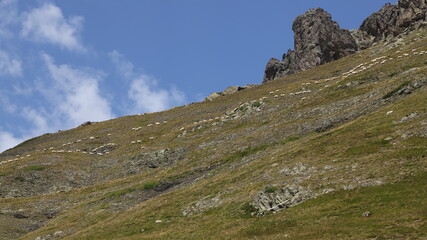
360 0 426 41
263 57 292 83
359 3 401 41
292 9 357 71
350 29 375 50
263 8 357 83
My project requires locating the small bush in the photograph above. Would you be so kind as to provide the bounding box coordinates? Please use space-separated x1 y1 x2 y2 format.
388 72 399 78
251 102 262 108
15 176 25 182
265 187 278 193
143 181 158 190
25 165 46 171
240 202 258 218
239 106 248 112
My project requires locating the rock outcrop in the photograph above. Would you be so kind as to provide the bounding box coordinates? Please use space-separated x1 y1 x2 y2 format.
359 0 427 41
263 0 427 84
263 8 357 83
252 185 313 215
205 84 257 101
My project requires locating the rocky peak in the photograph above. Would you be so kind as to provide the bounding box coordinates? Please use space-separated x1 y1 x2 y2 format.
263 1 427 84
292 8 357 70
263 8 357 83
359 0 426 41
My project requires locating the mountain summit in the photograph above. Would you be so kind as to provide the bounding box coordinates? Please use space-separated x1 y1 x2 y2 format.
263 0 427 83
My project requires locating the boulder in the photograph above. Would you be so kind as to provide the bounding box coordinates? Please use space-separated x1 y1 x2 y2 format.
263 58 289 83
205 92 221 102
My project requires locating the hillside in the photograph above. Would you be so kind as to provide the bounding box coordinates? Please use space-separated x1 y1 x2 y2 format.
1 21 427 240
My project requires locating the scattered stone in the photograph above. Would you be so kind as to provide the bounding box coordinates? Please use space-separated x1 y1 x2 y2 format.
125 148 185 173
398 112 419 123
362 211 371 217
183 195 222 216
280 163 314 176
252 185 313 215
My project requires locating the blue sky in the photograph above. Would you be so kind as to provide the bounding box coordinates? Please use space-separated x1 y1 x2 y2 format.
0 0 397 152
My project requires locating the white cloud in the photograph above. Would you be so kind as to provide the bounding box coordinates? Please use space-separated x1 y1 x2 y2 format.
42 53 114 126
21 3 84 52
21 107 50 134
109 50 186 113
0 0 18 38
109 50 134 78
0 53 116 153
0 94 17 113
0 50 22 77
129 77 185 113
0 131 24 153
0 108 50 153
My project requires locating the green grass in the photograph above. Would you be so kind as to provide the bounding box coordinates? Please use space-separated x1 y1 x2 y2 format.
142 181 158 190
24 165 46 171
239 106 248 112
101 181 160 200
251 102 262 108
344 139 390 156
264 186 278 193
0 172 12 177
222 144 271 164
237 172 427 239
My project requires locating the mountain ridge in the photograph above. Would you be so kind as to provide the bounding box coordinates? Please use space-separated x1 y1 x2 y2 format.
0 3 426 240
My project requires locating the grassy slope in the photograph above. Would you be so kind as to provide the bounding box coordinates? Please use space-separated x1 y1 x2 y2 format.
0 29 425 239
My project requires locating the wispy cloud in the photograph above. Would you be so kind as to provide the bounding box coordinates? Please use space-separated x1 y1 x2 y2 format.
0 107 51 153
0 53 116 153
0 130 24 152
42 53 114 126
21 3 85 52
110 50 186 113
0 0 18 38
128 77 185 113
0 50 22 77
0 94 17 113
